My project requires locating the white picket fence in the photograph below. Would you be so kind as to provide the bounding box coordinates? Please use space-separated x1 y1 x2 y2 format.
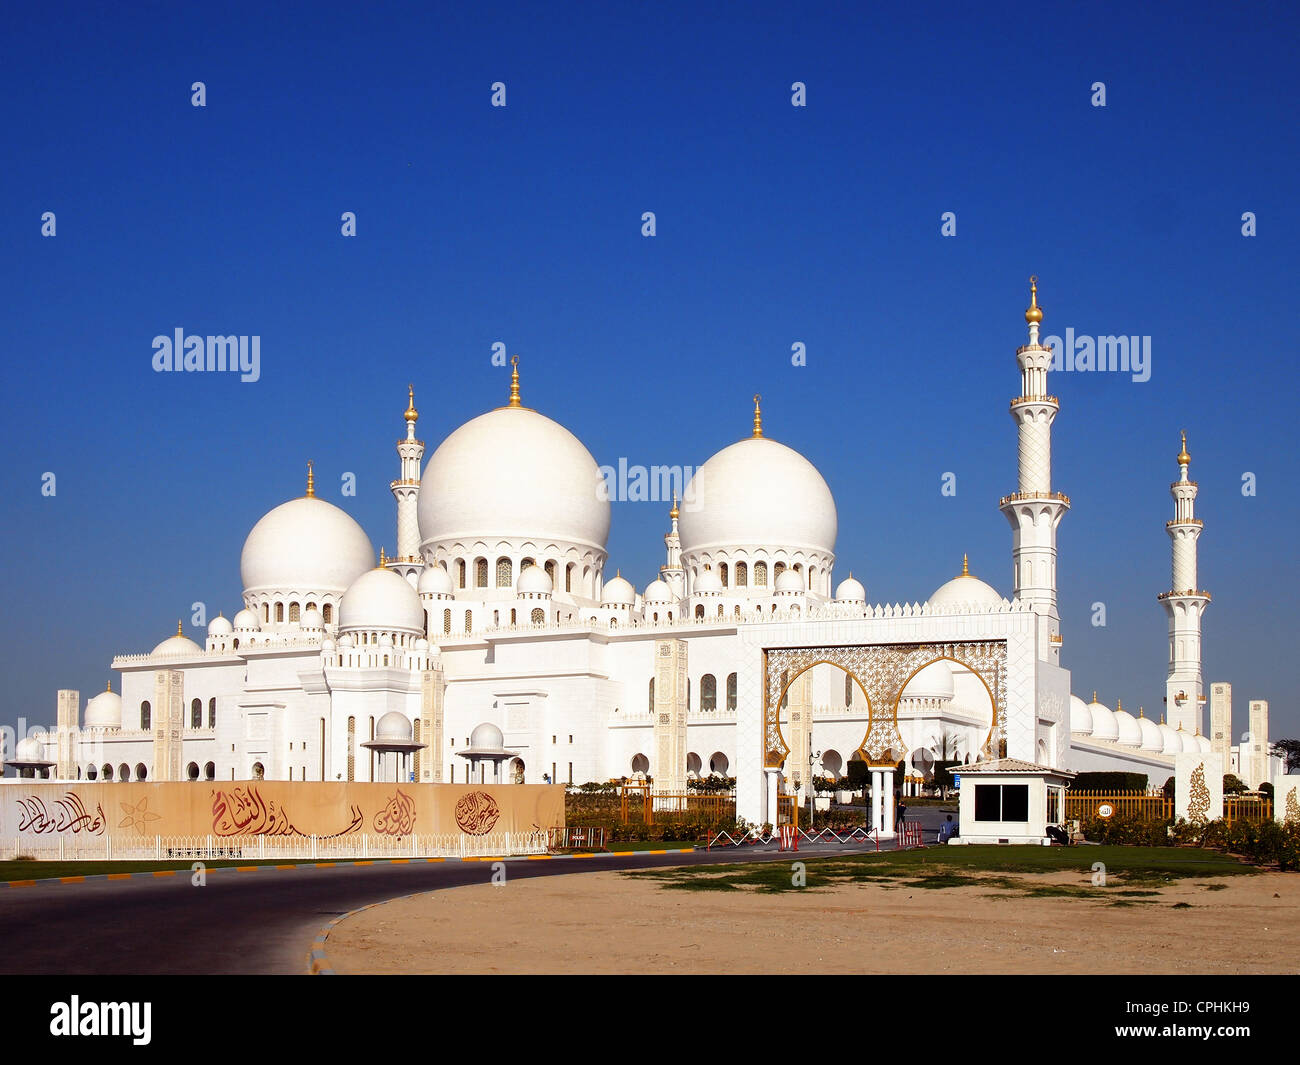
3 831 550 862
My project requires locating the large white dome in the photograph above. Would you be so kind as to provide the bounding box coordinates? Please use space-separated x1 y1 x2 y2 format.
152 625 203 657
1112 703 1142 748
1069 694 1093 734
929 558 1003 610
241 495 374 598
339 567 425 633
678 436 837 558
418 404 610 552
1137 713 1164 752
902 660 955 702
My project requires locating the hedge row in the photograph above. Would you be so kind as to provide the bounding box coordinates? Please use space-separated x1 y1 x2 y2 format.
1081 813 1300 870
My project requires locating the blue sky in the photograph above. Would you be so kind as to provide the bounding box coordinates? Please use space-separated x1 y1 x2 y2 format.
1 1 1296 743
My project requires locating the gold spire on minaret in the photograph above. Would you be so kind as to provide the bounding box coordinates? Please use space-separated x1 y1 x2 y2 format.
405 383 419 424
961 553 970 576
752 394 763 438
508 355 522 407
1025 276 1043 324
669 492 679 520
1177 430 1191 466
306 461 315 498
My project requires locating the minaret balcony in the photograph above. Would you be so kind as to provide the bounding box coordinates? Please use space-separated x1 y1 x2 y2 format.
999 490 1070 507
390 478 421 488
1009 395 1059 409
1157 589 1212 601
1015 344 1054 355
1165 518 1203 528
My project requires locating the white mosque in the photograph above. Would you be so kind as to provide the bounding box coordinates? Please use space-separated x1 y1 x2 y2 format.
12 282 1278 823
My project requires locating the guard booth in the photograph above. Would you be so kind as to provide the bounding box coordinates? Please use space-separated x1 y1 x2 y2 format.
947 758 1075 845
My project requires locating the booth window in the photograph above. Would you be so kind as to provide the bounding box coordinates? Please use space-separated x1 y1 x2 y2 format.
974 783 1030 822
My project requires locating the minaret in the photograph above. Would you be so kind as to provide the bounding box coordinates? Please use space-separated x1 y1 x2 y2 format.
1160 431 1210 734
1000 278 1070 662
660 493 685 599
388 384 425 587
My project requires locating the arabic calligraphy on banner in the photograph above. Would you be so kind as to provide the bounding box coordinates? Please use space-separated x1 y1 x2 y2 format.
1 781 562 840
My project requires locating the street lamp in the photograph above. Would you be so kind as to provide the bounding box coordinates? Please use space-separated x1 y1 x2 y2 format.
808 749 821 829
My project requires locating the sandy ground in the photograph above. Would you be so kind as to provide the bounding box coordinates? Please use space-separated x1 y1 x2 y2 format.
325 863 1300 975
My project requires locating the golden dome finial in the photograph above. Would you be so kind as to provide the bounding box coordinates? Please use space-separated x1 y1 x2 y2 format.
1138 705 1145 718
405 383 419 424
379 546 387 566
306 461 315 498
1092 691 1098 702
1116 699 1123 712
508 355 522 408
961 553 970 577
1177 430 1191 466
176 619 183 637
752 394 763 438
106 679 112 693
1025 276 1043 325
670 492 679 520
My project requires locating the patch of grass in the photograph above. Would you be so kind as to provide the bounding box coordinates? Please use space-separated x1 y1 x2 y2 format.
0 858 373 882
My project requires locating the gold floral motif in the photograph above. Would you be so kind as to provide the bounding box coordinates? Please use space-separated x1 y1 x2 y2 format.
1187 763 1211 824
1285 786 1299 823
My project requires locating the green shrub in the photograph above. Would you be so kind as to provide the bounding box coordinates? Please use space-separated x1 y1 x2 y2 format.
1073 772 1149 792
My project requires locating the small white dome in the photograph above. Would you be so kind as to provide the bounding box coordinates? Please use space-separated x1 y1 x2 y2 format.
1195 732 1212 753
775 568 805 593
208 614 233 636
417 565 454 596
1160 723 1184 754
1137 712 1164 752
233 608 260 631
378 632 394 648
834 575 866 602
928 559 1003 610
84 687 123 729
152 626 203 657
339 567 425 633
694 569 723 594
375 711 413 742
517 565 553 595
644 579 674 602
321 637 336 652
1069 694 1093 734
469 722 505 750
601 573 635 605
301 605 324 630
1113 704 1142 748
14 736 44 762
415 637 429 651
1089 697 1118 741
902 660 955 702
337 633 354 649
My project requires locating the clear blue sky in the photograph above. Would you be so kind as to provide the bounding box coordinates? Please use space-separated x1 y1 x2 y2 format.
1 1 1296 743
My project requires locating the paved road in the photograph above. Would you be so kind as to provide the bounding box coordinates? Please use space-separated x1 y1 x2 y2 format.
0 841 891 975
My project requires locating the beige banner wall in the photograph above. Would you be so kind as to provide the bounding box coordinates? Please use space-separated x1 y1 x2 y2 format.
0 781 564 840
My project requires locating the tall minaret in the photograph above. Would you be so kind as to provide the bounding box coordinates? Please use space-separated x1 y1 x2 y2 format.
1000 278 1070 662
388 384 425 587
1160 431 1210 735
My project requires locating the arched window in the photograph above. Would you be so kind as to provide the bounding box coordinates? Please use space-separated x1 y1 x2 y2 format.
475 558 489 587
87 764 97 780
717 604 724 617
275 602 285 622
457 559 467 588
496 557 513 587
566 563 574 592
727 673 737 710
103 764 114 780
648 677 655 713
719 563 728 587
190 698 202 729
323 603 333 623
250 762 263 780
140 700 151 730
510 609 517 624
531 607 545 625
119 763 129 782
263 602 270 622
694 604 704 619
289 602 300 622
464 610 472 633
701 674 717 711
204 762 215 780
187 762 200 781
774 562 786 579
545 560 556 585
754 561 768 587
443 609 452 634
135 763 148 781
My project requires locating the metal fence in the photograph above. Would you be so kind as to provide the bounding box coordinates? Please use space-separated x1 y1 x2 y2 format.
618 788 737 824
1065 790 1274 824
2 831 550 862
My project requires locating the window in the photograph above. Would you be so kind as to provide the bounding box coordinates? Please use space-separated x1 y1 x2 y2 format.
719 562 728 587
754 561 767 586
566 563 573 592
973 783 1030 822
694 605 704 619
496 557 512 587
191 698 202 729
443 609 452 635
289 602 300 622
263 602 269 622
727 673 737 710
531 608 544 625
275 602 284 622
323 603 333 624
204 762 215 780
701 674 716 711
774 562 786 579
475 558 488 588
464 610 472 633
457 559 467 588
735 561 747 586
545 560 556 585
140 701 151 730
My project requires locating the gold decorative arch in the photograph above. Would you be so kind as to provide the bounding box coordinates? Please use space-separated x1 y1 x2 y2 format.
763 641 1007 768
